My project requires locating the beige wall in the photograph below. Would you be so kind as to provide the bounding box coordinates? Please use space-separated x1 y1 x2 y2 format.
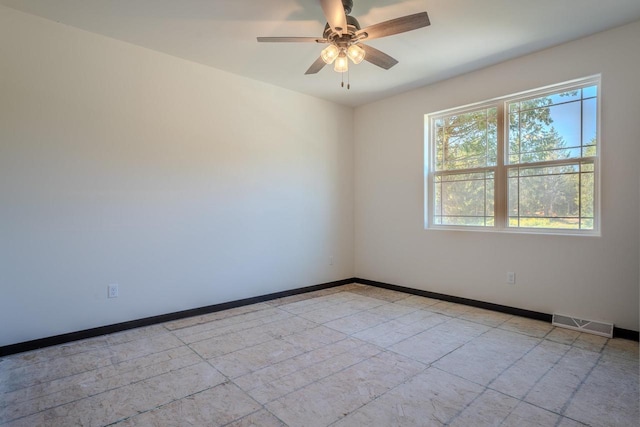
354 21 640 331
0 7 355 346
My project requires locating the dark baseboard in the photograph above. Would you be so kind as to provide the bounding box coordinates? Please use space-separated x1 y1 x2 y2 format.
613 327 640 341
353 278 552 321
353 277 639 342
2 276 637 357
0 278 357 357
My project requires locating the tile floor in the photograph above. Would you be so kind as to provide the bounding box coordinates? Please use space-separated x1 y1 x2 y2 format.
1 284 638 426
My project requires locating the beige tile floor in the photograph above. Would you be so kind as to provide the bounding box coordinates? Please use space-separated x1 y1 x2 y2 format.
1 283 638 426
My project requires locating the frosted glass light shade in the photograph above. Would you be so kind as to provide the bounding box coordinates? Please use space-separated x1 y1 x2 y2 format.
347 44 365 64
321 44 339 64
334 53 348 72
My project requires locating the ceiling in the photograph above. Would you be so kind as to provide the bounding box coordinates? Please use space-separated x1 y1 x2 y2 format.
3 0 640 107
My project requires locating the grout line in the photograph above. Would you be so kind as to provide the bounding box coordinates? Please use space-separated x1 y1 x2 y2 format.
556 351 604 417
1 353 205 425
486 336 571 393
324 362 431 427
230 338 386 406
2 285 636 427
102 382 235 426
1 334 186 396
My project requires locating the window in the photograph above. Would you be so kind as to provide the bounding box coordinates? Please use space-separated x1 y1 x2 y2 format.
425 77 599 234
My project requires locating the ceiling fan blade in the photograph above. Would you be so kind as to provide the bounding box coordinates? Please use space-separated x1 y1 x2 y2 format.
320 0 347 35
357 12 430 41
359 43 398 70
257 37 326 43
305 56 327 74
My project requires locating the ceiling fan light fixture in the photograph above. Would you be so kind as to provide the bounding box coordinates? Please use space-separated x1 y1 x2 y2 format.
347 44 365 64
321 44 340 64
257 3 431 77
334 51 349 72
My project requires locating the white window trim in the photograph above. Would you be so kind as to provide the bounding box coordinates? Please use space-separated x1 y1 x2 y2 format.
424 75 601 236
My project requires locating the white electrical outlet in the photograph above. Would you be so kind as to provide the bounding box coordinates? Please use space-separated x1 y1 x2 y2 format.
108 283 119 298
507 272 516 285
330 256 334 266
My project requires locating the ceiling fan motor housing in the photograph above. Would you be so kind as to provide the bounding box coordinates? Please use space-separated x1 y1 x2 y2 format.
342 0 353 15
323 15 362 46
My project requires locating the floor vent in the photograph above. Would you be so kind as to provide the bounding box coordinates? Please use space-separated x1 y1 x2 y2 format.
552 314 613 338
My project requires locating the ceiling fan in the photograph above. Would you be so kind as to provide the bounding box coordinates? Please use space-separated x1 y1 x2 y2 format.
257 0 430 77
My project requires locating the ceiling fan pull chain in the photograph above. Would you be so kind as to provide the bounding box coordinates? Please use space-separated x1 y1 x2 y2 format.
347 68 350 90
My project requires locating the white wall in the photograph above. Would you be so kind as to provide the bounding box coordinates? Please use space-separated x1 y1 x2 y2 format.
0 7 354 346
354 21 640 331
2 7 638 349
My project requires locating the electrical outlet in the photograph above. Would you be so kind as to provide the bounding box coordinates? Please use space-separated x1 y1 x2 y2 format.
507 272 516 285
330 256 334 266
108 283 119 298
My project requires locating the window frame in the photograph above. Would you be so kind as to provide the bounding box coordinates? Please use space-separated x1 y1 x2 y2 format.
425 76 601 235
